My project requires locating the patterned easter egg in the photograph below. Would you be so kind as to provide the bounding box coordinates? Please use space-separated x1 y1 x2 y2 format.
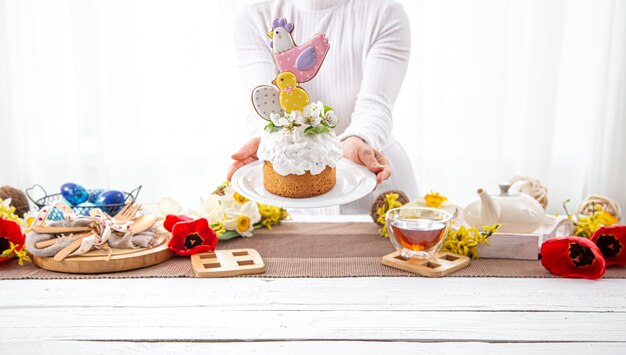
88 188 105 203
60 183 89 206
95 190 125 206
252 85 284 120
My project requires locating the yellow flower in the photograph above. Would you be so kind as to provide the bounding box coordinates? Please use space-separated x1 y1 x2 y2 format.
233 192 249 204
442 224 499 258
376 193 404 238
210 222 226 237
424 192 448 209
1 242 31 266
258 203 288 230
0 198 23 225
236 215 251 234
570 204 617 238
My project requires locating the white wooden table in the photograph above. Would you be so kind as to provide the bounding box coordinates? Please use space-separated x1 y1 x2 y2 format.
2 215 625 354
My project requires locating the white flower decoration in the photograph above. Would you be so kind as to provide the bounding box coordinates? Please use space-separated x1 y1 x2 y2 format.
324 110 339 127
302 113 321 127
270 112 290 127
157 197 181 216
222 201 261 237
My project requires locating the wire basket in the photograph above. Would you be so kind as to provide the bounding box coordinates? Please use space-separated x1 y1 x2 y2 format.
26 184 142 221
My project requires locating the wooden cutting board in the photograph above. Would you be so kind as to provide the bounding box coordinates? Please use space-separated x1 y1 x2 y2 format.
32 233 174 274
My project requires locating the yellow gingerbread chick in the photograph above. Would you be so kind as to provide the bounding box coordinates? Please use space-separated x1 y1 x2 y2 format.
272 72 310 113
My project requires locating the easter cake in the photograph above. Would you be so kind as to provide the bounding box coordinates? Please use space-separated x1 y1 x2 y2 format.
251 18 342 198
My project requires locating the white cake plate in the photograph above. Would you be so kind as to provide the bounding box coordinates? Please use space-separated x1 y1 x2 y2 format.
230 159 377 208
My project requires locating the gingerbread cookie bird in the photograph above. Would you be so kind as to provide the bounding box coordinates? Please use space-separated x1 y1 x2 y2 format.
273 72 310 113
269 18 330 83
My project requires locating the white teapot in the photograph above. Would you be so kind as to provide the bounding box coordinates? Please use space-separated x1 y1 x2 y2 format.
463 183 544 233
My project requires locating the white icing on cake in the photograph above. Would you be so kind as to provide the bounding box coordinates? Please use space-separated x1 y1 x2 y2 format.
257 126 343 176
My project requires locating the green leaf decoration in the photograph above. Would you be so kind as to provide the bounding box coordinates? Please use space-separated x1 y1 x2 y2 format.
304 124 332 135
323 105 333 114
264 121 280 132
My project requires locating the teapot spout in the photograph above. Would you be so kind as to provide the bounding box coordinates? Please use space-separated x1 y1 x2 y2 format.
477 188 501 225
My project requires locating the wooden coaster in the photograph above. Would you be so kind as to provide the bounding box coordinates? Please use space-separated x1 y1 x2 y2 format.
382 251 470 278
191 248 265 278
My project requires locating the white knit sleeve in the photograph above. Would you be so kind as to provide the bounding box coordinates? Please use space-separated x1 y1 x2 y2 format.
233 6 277 138
338 2 411 151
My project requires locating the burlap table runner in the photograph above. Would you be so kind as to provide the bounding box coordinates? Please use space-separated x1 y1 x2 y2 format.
2 222 626 279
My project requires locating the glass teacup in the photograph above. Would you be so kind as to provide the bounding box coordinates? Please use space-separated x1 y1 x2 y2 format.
386 207 453 260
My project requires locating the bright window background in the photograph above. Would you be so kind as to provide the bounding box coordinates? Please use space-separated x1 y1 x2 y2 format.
1 0 625 214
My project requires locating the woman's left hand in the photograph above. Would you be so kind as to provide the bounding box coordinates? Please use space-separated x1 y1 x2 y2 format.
342 136 391 184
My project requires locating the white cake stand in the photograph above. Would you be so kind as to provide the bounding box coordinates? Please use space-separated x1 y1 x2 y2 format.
230 159 377 208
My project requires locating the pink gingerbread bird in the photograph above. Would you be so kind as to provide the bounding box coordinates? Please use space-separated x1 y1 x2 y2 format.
268 18 330 83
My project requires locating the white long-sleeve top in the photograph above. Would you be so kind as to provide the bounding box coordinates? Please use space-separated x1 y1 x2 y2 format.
234 0 418 213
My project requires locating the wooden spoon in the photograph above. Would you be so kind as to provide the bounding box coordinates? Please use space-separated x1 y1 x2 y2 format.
131 215 161 234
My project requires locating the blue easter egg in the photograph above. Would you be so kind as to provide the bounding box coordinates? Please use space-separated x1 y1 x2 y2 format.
88 189 105 203
95 190 125 206
60 182 89 206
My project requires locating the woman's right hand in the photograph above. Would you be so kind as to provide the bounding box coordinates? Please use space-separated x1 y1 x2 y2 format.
227 137 261 181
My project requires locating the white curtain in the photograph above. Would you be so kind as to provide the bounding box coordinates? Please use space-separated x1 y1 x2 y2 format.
1 0 625 214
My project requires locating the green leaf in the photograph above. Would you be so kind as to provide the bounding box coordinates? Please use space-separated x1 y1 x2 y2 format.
264 121 280 132
304 124 331 135
217 230 240 241
323 105 333 114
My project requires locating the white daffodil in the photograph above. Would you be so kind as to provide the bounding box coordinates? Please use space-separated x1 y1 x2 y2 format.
270 112 290 127
220 186 238 209
324 110 339 127
157 197 181 216
193 194 224 223
222 201 261 237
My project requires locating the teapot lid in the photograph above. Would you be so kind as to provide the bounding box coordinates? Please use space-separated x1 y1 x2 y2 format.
498 183 519 197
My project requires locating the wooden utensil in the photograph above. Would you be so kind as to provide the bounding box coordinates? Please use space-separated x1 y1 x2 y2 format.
191 249 265 278
35 231 93 249
113 202 141 223
130 215 160 234
53 232 97 262
31 226 92 234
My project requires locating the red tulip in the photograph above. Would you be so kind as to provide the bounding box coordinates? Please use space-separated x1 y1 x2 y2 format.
0 218 25 263
163 214 193 233
591 225 626 266
541 236 606 279
167 218 218 256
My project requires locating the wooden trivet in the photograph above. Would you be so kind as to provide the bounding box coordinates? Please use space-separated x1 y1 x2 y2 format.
382 251 470 277
191 248 265 278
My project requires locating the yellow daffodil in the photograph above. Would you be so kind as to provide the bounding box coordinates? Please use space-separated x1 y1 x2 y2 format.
424 192 448 209
236 215 251 233
222 201 261 237
233 192 249 204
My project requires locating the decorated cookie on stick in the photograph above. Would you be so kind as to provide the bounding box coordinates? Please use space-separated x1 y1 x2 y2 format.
251 85 283 120
269 18 330 83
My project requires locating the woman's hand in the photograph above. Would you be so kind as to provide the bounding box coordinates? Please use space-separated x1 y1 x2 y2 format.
227 137 261 181
342 136 391 184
